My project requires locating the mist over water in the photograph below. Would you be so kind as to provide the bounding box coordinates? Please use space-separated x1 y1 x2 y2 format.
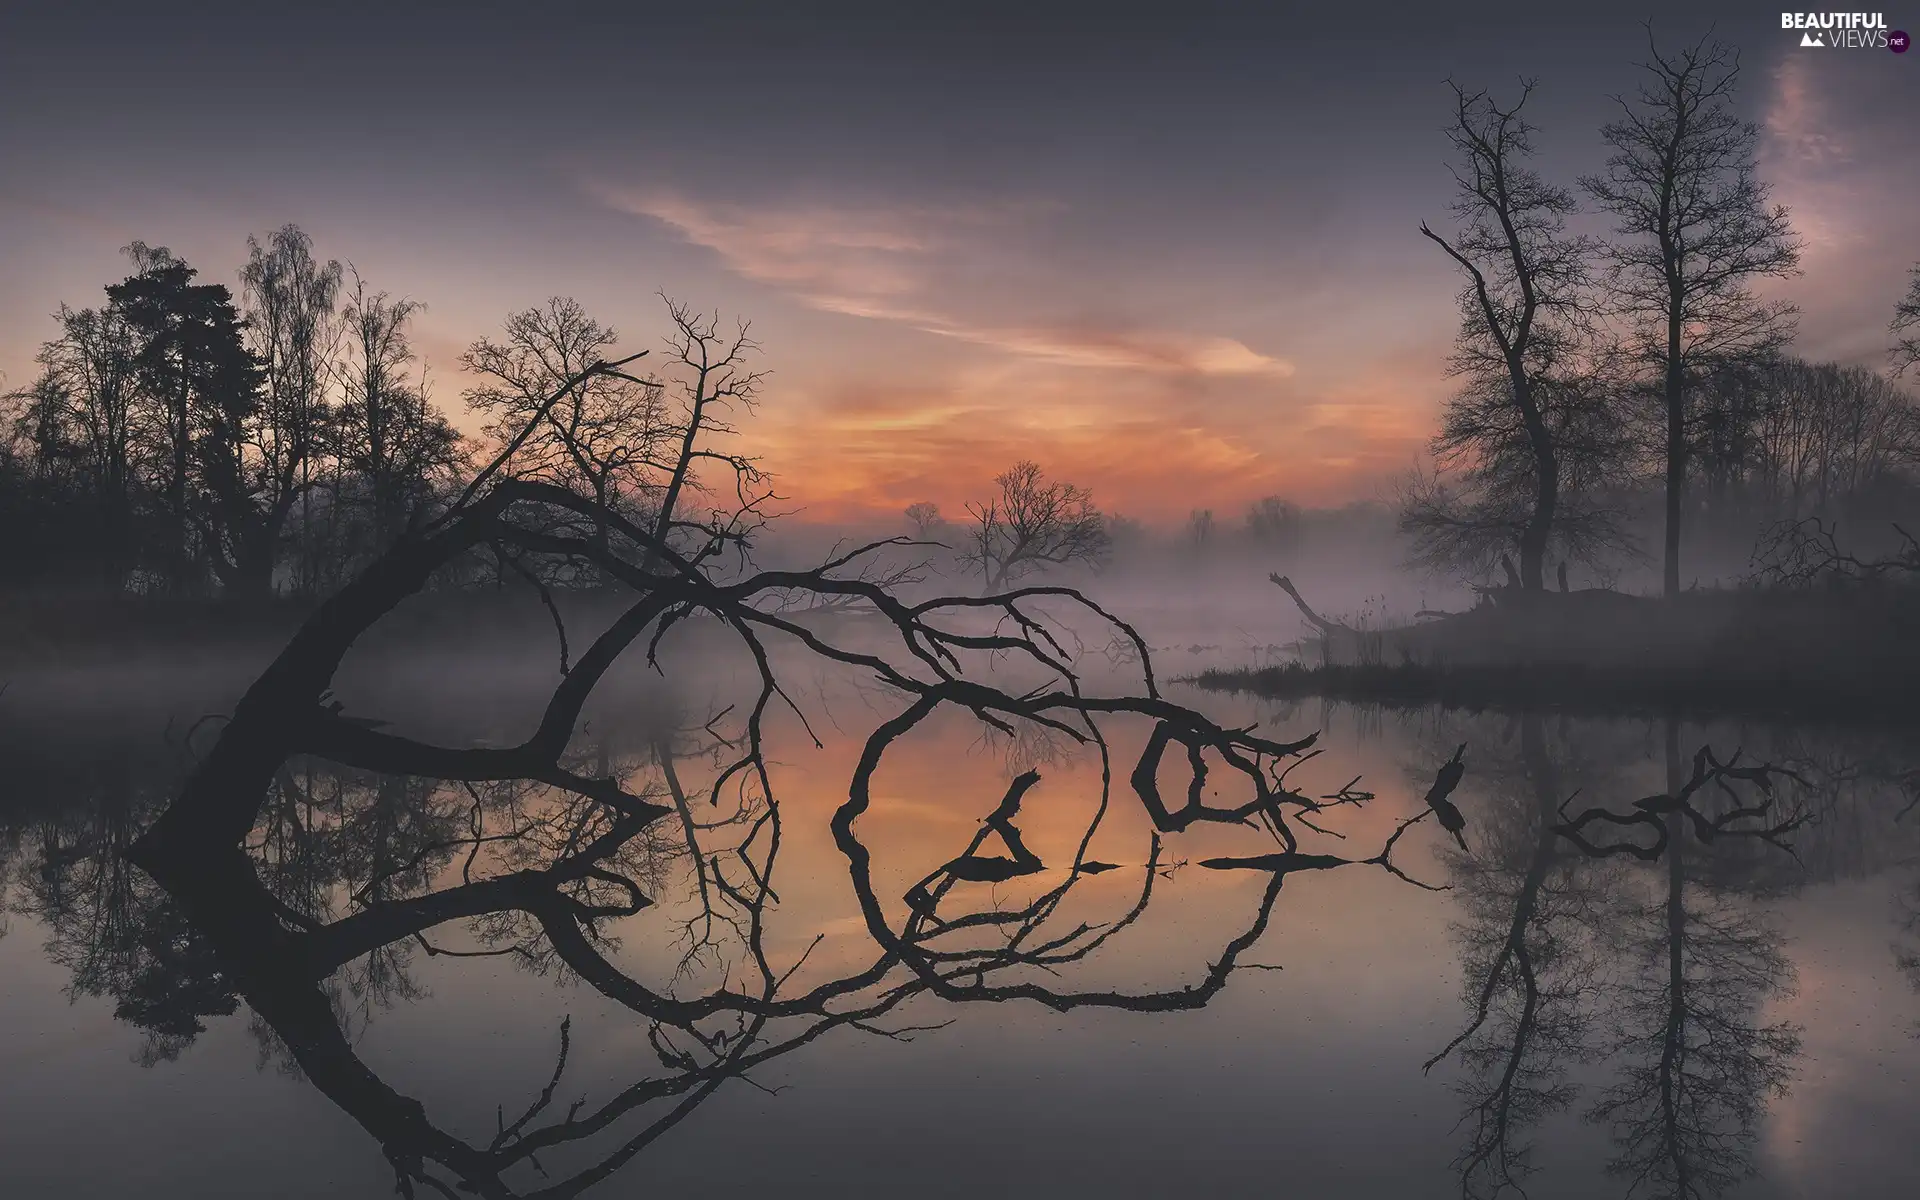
4 633 1918 1198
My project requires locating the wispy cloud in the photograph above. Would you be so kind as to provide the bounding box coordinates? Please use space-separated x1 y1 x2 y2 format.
597 184 1293 379
1762 56 1863 258
926 323 1294 377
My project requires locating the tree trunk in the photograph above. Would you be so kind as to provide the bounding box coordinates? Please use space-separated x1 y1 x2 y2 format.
1663 315 1686 597
1518 452 1557 592
1510 370 1557 592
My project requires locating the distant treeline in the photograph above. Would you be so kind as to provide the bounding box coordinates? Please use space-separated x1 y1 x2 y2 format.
1 229 465 598
0 228 772 603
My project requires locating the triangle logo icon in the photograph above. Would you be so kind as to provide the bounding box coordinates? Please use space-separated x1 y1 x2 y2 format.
1800 31 1824 46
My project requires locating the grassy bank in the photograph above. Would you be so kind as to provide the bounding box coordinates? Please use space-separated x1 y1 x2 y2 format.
1188 660 1918 725
1196 582 1920 724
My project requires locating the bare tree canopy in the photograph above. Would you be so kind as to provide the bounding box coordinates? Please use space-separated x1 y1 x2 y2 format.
966 460 1111 591
334 268 465 559
1581 30 1801 595
462 295 773 579
463 297 671 536
1892 264 1920 378
904 500 944 537
240 224 345 595
1400 360 1642 585
1418 80 1595 591
1244 495 1301 547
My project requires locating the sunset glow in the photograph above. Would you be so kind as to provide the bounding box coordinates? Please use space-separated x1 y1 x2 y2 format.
1 3 1914 527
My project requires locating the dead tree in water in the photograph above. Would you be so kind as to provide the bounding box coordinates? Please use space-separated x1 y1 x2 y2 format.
1269 573 1360 664
118 350 1463 1197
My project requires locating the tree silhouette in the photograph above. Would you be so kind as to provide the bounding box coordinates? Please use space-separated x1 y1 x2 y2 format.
16 303 142 589
904 500 944 538
1428 717 1809 1198
332 268 465 569
240 224 345 596
107 243 264 593
1416 81 1598 592
1582 32 1801 596
966 460 1110 591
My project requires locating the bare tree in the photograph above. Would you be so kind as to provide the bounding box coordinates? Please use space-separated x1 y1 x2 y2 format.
966 460 1110 591
1186 507 1215 549
334 269 464 563
1419 81 1594 591
464 296 770 579
1244 495 1301 547
648 297 773 565
1892 264 1920 378
1400 359 1641 586
464 298 672 560
240 224 345 595
1582 32 1801 596
20 304 142 589
904 500 943 538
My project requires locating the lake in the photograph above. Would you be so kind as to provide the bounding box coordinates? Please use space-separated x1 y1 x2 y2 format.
2 625 1917 1199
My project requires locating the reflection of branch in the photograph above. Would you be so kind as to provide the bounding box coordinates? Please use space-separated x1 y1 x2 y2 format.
1430 716 1599 1198
1428 720 1806 1200
110 427 1480 1195
1553 747 1808 860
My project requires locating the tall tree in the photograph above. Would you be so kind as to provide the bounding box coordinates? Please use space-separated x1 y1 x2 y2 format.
240 225 344 594
1400 360 1640 586
334 269 462 562
1582 33 1800 596
26 304 142 589
107 243 263 593
1420 81 1592 591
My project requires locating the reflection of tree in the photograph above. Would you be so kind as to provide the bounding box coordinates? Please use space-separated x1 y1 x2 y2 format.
83 703 1446 1198
11 751 238 1067
1584 727 1801 1198
1431 717 1807 1199
1428 715 1619 1197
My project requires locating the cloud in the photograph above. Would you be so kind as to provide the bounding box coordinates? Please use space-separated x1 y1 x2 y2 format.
597 184 1293 378
927 323 1294 378
607 187 941 319
750 363 1415 522
1761 56 1864 258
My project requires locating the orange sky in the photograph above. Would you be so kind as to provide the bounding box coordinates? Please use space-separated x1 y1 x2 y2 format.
2 10 1914 527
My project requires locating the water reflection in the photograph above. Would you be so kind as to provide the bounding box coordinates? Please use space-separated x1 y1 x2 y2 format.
5 694 1920 1196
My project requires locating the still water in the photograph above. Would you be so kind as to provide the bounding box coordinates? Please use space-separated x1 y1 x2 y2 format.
1 638 1917 1199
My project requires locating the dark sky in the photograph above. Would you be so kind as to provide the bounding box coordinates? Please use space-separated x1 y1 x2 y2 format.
3 1 1914 517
